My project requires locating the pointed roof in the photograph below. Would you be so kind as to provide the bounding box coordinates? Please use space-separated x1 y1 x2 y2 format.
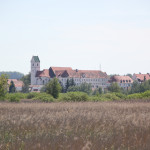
33 56 40 62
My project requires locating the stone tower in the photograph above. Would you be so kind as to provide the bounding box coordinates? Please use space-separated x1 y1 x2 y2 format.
31 56 40 85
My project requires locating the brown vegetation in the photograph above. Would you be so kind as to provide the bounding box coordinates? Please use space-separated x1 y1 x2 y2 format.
0 102 150 150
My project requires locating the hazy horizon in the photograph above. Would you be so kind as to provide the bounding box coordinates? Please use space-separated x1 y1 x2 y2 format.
0 0 150 75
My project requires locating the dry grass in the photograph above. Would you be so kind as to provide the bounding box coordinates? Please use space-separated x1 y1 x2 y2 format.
0 101 150 150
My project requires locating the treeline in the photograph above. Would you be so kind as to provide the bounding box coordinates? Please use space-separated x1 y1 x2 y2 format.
0 71 24 79
1 74 150 102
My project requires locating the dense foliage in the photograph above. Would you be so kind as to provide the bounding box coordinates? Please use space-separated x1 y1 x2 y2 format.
67 82 92 95
21 73 31 93
0 74 8 100
9 81 16 93
45 78 62 98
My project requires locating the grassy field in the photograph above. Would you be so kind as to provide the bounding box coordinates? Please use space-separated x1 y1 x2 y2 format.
0 101 150 150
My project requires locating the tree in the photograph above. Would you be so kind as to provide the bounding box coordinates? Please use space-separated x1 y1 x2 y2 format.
93 87 103 96
22 83 29 93
46 78 62 98
65 79 70 92
9 81 16 93
70 78 76 86
108 82 121 93
0 74 8 100
21 73 31 93
67 83 92 95
79 83 92 95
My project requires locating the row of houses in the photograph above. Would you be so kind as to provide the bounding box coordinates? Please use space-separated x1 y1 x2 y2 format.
29 56 150 92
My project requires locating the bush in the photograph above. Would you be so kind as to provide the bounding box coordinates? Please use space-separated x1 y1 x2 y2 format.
26 92 40 99
102 93 120 101
59 92 89 102
127 93 143 100
141 90 150 98
9 94 20 102
6 93 26 101
32 93 54 102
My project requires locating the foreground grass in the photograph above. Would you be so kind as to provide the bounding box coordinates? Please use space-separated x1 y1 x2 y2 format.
0 102 150 150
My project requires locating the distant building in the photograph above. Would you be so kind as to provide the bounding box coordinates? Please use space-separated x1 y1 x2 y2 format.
133 73 150 83
110 75 133 89
31 56 109 91
7 79 24 92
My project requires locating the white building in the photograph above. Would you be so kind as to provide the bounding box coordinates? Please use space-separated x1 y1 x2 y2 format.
7 79 24 92
31 56 109 91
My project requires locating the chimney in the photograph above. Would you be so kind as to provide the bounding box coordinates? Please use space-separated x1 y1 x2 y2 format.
76 69 78 72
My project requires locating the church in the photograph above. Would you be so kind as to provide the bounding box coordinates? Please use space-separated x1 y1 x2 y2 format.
30 56 109 92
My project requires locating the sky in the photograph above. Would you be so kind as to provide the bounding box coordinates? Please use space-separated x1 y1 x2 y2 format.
0 0 150 75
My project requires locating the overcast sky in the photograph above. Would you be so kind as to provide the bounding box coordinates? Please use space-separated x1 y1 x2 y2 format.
0 0 150 75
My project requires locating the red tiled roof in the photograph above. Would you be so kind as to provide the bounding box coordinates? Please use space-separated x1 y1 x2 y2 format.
135 74 150 81
36 69 50 78
7 79 24 87
61 70 108 78
111 76 133 83
51 67 72 72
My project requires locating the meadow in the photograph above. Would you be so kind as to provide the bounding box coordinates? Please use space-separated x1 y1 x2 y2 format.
0 101 150 150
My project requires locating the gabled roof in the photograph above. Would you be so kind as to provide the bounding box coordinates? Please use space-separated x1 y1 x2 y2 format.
7 79 24 87
134 74 150 81
33 56 40 62
61 69 108 78
111 76 133 83
36 69 50 78
50 67 72 72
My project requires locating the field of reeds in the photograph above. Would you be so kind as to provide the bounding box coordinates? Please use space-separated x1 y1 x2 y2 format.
0 101 150 150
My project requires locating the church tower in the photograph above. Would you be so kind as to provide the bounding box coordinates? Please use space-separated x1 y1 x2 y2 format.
31 56 40 85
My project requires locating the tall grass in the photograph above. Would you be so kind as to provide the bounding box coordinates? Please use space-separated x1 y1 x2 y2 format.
0 102 150 150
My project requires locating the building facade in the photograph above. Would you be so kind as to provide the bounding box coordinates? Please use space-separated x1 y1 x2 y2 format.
110 75 133 89
31 56 109 91
133 73 150 83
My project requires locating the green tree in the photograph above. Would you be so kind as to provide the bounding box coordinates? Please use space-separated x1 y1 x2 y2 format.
9 81 16 93
70 78 76 86
129 81 140 94
21 73 31 93
46 78 62 98
0 74 8 100
108 82 121 93
79 83 92 95
67 83 92 95
93 87 103 96
65 79 70 92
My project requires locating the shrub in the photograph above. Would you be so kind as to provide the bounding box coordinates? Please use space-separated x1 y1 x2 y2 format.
27 92 40 99
114 93 127 99
33 93 54 102
6 93 26 101
127 93 143 100
141 90 150 98
9 94 20 102
102 93 120 101
59 92 89 102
